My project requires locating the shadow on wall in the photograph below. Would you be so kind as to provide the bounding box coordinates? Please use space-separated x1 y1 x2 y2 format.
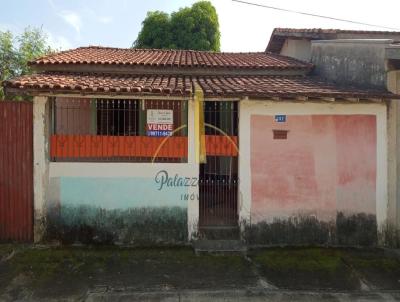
244 212 378 247
44 204 188 245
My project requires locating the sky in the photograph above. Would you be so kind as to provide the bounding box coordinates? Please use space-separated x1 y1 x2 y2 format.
1 0 400 52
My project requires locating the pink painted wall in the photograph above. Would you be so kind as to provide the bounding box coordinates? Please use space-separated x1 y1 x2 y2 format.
250 115 376 223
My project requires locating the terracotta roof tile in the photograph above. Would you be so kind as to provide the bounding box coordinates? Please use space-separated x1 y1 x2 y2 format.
4 72 397 100
30 46 312 70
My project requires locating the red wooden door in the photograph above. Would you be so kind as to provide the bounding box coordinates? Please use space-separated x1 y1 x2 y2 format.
0 101 33 242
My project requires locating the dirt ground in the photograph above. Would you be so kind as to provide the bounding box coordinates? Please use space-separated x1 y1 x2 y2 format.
1 245 400 301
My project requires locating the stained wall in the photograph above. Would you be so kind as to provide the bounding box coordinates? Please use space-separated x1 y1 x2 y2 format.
239 100 387 246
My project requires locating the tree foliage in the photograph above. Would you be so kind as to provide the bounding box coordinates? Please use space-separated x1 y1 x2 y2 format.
0 27 53 100
134 1 220 51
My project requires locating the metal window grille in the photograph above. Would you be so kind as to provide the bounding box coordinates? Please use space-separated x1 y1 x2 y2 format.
50 97 188 162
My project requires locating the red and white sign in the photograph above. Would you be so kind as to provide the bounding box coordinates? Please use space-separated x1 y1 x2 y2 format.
147 124 173 131
147 109 174 137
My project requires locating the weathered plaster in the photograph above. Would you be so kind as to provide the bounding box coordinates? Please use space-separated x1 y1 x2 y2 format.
239 100 387 244
280 38 312 62
387 71 400 229
238 99 252 233
387 100 398 227
47 168 195 245
245 212 378 246
311 40 391 89
33 96 50 242
187 98 200 240
250 114 376 220
45 204 188 245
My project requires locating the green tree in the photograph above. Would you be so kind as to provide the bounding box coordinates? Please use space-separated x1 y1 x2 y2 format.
134 1 220 51
0 27 53 100
134 11 173 49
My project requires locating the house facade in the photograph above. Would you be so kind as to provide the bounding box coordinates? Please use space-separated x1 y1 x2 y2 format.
3 46 400 246
266 28 400 62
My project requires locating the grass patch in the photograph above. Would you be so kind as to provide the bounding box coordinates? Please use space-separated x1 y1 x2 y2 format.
0 245 255 298
250 247 359 290
4 245 400 294
253 247 342 273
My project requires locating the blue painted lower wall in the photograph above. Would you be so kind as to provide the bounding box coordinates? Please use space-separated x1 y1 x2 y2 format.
45 177 189 245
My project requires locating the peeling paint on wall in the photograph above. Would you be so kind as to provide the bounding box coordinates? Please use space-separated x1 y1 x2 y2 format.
250 114 376 222
44 176 189 244
44 205 187 244
246 113 379 246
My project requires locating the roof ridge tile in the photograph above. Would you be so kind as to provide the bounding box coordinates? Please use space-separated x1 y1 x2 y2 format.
29 46 313 71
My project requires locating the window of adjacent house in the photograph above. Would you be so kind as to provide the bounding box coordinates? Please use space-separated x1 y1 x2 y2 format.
51 97 188 162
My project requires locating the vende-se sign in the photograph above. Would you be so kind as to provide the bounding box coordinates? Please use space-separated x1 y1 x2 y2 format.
147 109 174 137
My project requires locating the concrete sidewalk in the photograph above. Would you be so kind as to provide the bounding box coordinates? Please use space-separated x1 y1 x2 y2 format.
86 289 400 302
11 289 400 302
1 245 400 301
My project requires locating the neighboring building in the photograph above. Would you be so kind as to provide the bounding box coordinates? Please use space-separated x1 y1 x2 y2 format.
266 28 400 62
267 28 400 246
3 46 400 246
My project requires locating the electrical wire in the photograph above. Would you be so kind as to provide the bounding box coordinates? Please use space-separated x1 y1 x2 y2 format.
232 0 400 31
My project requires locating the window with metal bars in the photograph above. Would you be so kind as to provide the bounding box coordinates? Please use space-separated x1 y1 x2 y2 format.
96 99 139 136
50 97 188 162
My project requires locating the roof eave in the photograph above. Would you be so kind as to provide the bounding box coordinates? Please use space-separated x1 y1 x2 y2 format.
5 85 397 102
